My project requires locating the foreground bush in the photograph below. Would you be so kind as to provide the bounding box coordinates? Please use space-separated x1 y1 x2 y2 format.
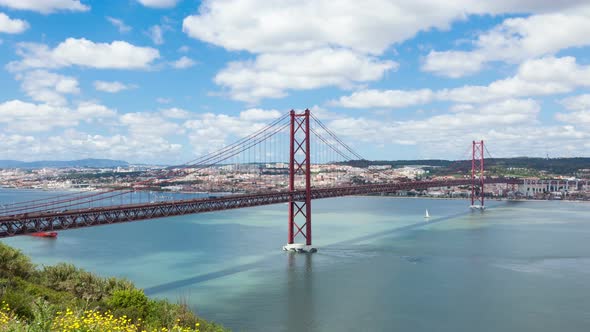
0 243 227 332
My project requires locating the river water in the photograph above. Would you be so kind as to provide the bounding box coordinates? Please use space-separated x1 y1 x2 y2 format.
2 189 590 331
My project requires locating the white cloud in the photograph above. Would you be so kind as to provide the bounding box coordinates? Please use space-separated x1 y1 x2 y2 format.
336 56 590 109
0 134 36 159
37 130 182 163
333 89 434 109
183 109 282 154
76 102 117 119
16 70 79 105
156 97 171 104
183 0 589 56
333 99 540 140
171 56 196 69
239 108 281 121
556 94 590 126
449 104 474 112
8 38 160 71
182 0 590 103
327 98 590 157
137 0 179 9
94 81 133 93
0 12 28 34
215 48 397 103
560 94 590 111
107 16 131 33
422 51 486 78
0 100 115 132
0 0 89 13
120 112 182 138
439 56 590 103
556 110 590 125
147 25 164 45
161 107 190 119
423 10 590 77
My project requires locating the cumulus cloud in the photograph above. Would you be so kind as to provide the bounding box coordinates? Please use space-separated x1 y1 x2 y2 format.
182 0 590 102
423 10 590 77
555 109 590 125
8 38 160 71
183 109 282 154
136 0 179 8
333 89 434 109
215 48 397 103
239 108 281 121
556 94 590 126
560 94 590 111
0 100 115 132
0 0 89 13
0 12 28 33
422 51 486 78
161 107 190 119
335 56 590 109
171 56 196 69
327 98 589 158
120 112 182 138
0 134 36 159
18 130 183 163
183 0 590 56
94 81 134 93
15 70 79 105
438 56 590 103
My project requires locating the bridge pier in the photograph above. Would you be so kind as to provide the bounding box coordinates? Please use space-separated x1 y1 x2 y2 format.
470 140 486 210
284 109 317 253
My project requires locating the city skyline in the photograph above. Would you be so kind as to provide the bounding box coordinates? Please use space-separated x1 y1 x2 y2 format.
0 1 590 163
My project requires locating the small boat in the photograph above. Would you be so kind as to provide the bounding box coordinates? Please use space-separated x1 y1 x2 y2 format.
424 209 430 219
30 232 58 238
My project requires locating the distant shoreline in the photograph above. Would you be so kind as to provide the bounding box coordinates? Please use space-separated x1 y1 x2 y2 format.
360 194 590 203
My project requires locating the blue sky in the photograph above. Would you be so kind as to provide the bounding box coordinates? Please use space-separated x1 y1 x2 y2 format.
0 0 589 163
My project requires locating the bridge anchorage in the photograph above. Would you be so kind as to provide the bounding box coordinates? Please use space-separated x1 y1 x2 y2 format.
283 109 317 253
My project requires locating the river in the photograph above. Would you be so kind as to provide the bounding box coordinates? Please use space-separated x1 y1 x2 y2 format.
2 189 590 331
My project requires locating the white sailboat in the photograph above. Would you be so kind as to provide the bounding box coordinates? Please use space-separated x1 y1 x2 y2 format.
424 209 430 219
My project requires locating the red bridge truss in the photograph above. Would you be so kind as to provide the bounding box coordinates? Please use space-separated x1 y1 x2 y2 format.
0 178 521 238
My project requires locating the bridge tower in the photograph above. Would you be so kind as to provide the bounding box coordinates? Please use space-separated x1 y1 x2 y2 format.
470 140 485 209
283 109 316 253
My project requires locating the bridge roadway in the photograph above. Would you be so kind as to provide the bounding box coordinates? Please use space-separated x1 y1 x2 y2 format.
0 178 520 237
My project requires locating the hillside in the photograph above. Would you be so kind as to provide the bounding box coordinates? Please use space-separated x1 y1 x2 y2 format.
344 157 590 176
0 243 227 332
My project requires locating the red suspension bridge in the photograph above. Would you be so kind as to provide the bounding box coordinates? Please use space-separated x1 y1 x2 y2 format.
0 109 521 249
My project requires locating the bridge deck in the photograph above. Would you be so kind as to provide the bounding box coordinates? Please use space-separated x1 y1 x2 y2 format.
0 178 519 237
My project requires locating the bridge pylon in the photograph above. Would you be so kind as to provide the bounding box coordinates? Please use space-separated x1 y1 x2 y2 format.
283 109 317 253
470 140 485 210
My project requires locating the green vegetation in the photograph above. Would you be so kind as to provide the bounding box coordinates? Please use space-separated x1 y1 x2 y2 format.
0 242 227 332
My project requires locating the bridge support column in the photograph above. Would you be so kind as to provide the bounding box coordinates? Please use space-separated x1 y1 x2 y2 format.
284 109 316 253
470 140 485 210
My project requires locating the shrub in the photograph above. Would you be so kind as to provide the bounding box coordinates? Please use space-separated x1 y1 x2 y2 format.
106 289 149 321
2 288 34 322
0 243 35 279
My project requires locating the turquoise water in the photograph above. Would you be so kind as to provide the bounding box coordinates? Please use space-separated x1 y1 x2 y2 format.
2 189 590 331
